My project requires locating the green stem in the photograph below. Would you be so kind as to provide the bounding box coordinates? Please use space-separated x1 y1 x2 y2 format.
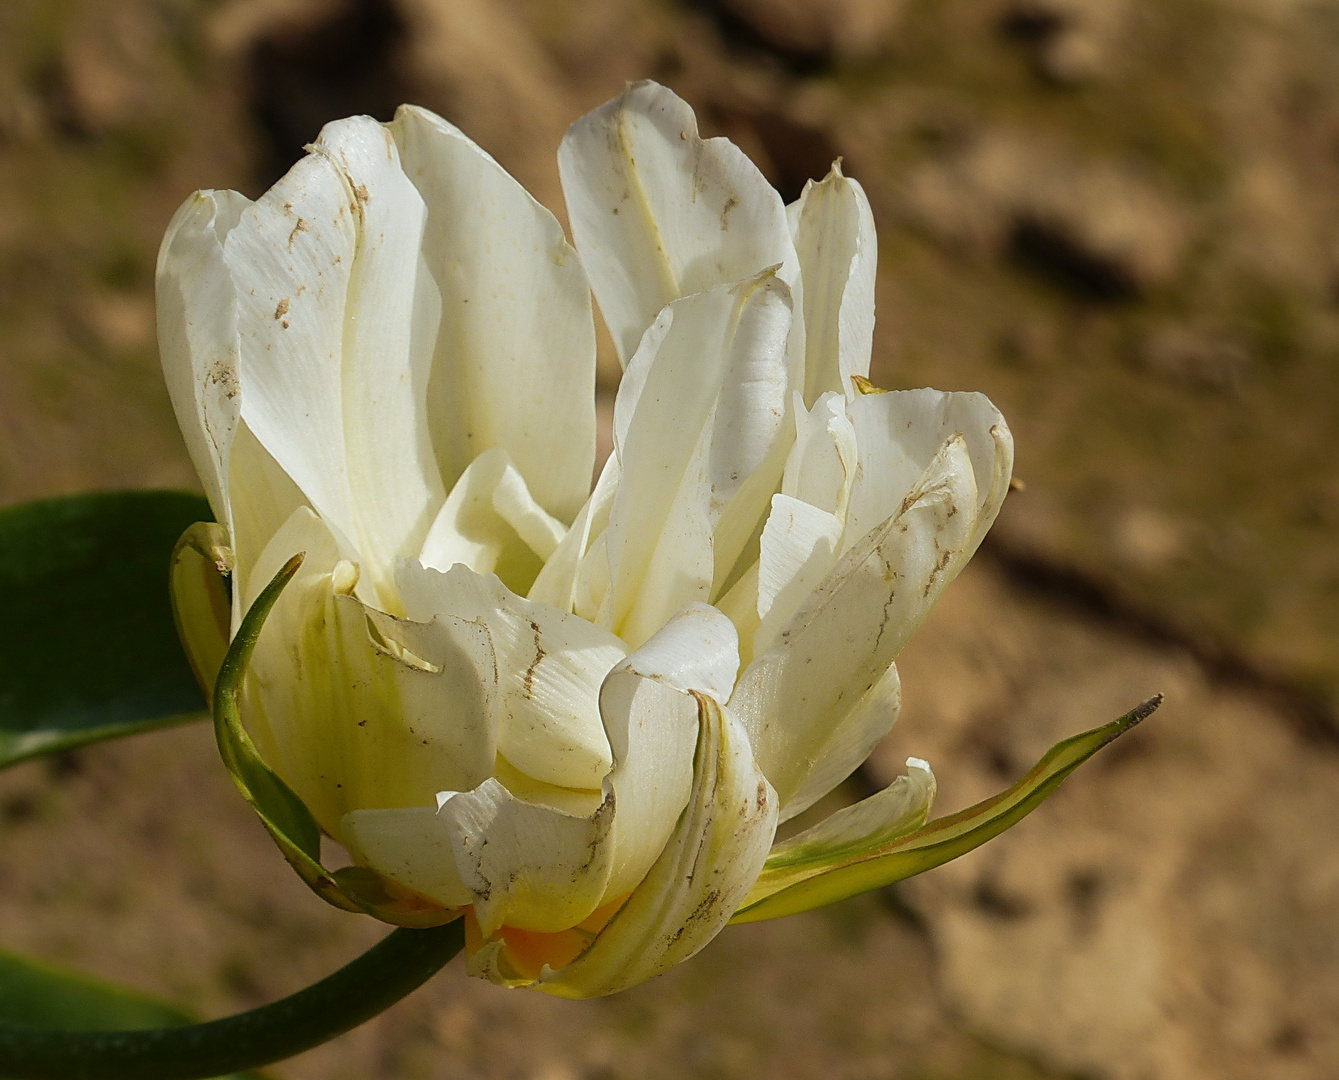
0 921 463 1080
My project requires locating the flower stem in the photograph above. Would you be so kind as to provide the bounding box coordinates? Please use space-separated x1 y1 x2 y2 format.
0 921 464 1080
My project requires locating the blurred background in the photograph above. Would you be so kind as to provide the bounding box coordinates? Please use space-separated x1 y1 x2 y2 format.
1 0 1338 1076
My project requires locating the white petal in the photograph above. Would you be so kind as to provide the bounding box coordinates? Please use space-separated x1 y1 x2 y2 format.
492 464 567 561
844 388 1014 557
436 777 614 935
789 165 876 404
429 605 736 939
594 609 730 902
610 601 740 703
781 390 858 518
341 805 473 909
224 117 443 609
559 80 799 365
601 273 792 647
773 756 934 861
742 757 934 911
528 452 620 613
778 660 901 823
224 420 309 631
746 391 867 658
731 436 979 809
417 447 566 597
390 105 597 523
242 506 499 838
754 494 844 654
714 559 761 668
156 188 249 528
538 694 778 998
397 561 625 791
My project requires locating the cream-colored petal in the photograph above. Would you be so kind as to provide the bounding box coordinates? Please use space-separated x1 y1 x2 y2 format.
600 272 792 647
430 605 736 940
436 778 614 935
714 559 761 668
156 188 249 530
749 392 863 659
242 507 498 838
397 561 625 792
777 756 934 860
754 494 844 656
607 601 739 703
538 694 777 999
789 165 876 404
779 659 901 823
844 388 1013 558
781 390 858 519
225 419 308 629
341 805 473 908
390 105 596 523
731 436 979 809
417 447 566 598
559 80 799 366
528 452 620 614
224 117 443 609
594 606 736 902
742 756 934 908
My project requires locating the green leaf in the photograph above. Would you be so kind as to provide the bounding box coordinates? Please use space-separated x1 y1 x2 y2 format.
0 491 213 768
0 947 263 1079
730 695 1163 924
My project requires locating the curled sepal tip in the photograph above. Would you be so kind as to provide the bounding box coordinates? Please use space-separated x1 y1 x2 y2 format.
213 553 459 928
731 694 1163 924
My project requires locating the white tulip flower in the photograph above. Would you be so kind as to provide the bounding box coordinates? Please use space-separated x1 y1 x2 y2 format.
160 82 1018 997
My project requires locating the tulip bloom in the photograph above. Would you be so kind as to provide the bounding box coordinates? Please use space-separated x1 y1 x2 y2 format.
160 82 1012 996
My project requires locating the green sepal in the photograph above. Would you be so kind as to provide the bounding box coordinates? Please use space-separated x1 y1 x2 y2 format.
0 947 264 1079
213 554 458 928
730 695 1163 924
0 491 212 770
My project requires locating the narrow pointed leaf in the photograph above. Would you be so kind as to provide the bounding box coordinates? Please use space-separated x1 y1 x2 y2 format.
0 491 211 769
0 947 263 1079
730 695 1163 924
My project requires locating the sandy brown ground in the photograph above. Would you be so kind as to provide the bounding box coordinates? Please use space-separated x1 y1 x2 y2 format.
1 0 1337 1077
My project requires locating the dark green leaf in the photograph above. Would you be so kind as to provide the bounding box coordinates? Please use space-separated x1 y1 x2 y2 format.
0 491 212 768
0 947 264 1079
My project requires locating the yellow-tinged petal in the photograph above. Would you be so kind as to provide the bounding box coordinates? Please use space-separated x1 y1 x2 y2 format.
786 163 877 405
536 692 777 998
559 80 800 367
242 507 499 837
599 271 792 648
732 436 978 810
169 522 232 701
739 756 935 914
398 562 623 792
214 548 462 928
223 116 444 612
389 105 597 526
417 447 569 598
157 188 248 530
